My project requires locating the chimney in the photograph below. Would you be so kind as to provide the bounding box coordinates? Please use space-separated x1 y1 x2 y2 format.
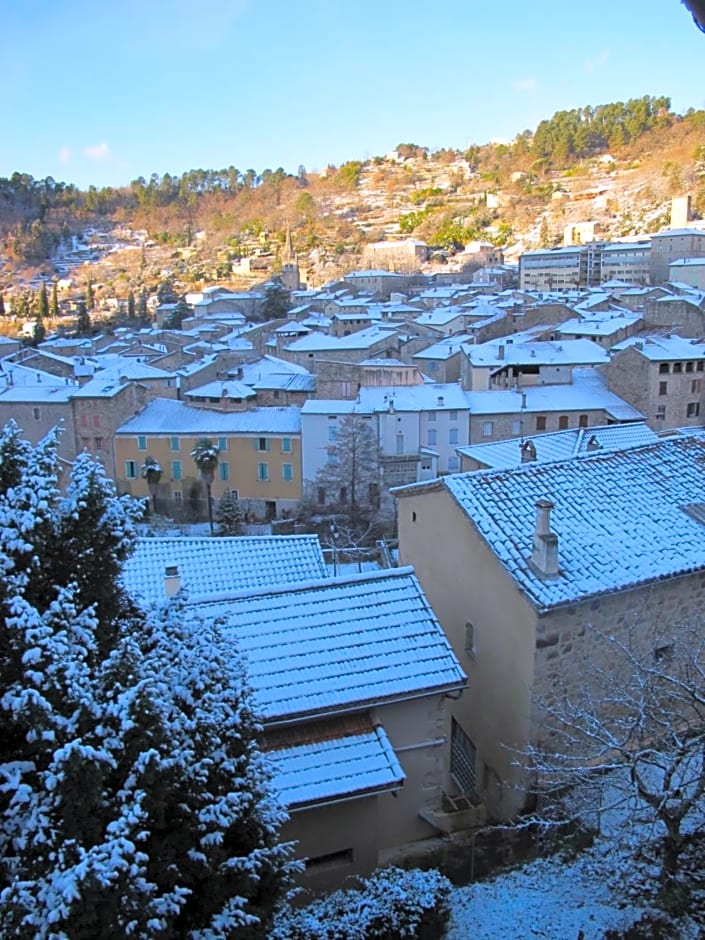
530 498 559 577
437 395 444 406
498 344 505 360
586 435 601 452
164 564 181 598
520 439 537 462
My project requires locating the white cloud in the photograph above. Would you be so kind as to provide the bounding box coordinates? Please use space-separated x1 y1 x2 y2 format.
584 49 610 73
84 142 110 161
58 145 71 164
513 77 538 92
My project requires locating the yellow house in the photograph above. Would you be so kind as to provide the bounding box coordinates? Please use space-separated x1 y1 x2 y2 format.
114 398 301 521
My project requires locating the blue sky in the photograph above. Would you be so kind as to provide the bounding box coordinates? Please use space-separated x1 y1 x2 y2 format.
2 1 704 190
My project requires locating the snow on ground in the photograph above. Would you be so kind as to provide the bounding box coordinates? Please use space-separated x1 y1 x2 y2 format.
444 843 645 939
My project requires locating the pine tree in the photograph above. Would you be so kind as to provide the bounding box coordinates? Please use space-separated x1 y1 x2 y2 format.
127 289 136 320
38 282 49 320
216 489 245 535
0 423 295 937
75 299 91 336
0 293 5 316
138 288 149 325
86 278 95 310
50 281 59 318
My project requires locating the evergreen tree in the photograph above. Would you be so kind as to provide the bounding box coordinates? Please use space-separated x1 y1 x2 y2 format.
216 489 245 536
138 288 149 325
0 424 295 937
75 299 91 336
32 315 46 346
127 289 136 320
38 282 49 320
50 281 59 319
164 297 190 330
261 277 291 320
0 293 5 316
86 277 95 310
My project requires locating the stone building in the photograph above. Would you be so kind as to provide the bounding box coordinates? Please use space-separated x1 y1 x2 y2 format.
393 434 705 818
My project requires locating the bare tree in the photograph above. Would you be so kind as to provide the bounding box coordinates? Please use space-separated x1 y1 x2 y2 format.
312 413 381 529
520 624 705 889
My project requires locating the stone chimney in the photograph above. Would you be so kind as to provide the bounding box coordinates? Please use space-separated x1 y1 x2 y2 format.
530 499 559 577
498 344 505 360
586 435 601 452
164 564 181 597
520 439 537 463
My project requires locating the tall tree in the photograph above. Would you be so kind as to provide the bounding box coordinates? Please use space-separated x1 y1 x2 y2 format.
140 455 163 514
261 277 291 320
313 413 381 529
75 299 91 336
50 280 59 319
0 424 294 936
138 288 149 325
191 438 219 535
38 282 49 320
127 288 136 320
86 277 95 310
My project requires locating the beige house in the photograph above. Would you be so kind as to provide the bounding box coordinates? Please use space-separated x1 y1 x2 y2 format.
114 398 302 521
394 433 705 819
122 538 467 891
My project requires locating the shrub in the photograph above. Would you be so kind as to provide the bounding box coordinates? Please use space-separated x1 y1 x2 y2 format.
271 866 451 940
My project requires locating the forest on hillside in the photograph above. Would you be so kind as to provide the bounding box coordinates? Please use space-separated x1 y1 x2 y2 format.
2 95 704 277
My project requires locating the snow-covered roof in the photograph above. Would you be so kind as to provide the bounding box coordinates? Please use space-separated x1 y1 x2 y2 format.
358 383 469 412
184 380 256 400
465 368 643 420
122 535 327 604
556 314 641 338
426 434 705 610
190 567 467 722
611 335 705 361
456 421 659 469
116 398 301 435
466 338 609 369
265 717 405 810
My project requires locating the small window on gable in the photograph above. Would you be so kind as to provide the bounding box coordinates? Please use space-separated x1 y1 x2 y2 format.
33 407 41 420
464 622 476 659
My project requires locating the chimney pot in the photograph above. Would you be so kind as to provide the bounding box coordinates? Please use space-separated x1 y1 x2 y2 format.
165 564 182 597
530 498 559 577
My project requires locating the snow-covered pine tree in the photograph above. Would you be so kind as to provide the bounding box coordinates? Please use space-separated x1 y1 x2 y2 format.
0 422 294 937
216 490 245 536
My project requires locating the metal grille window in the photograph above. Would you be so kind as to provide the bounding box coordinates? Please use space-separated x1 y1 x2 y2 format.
451 719 477 795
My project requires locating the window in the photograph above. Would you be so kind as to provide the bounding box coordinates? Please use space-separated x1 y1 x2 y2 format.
687 402 700 418
396 433 404 454
327 417 338 442
536 415 547 431
173 491 182 504
692 379 702 394
482 421 493 438
94 437 103 451
428 411 437 422
659 362 669 374
317 486 326 504
125 460 138 479
219 462 229 481
558 415 569 430
450 719 477 796
464 622 476 659
656 404 666 420
659 381 668 396
449 427 459 445
92 415 100 429
282 463 293 482
33 407 41 420
170 436 180 451
257 462 269 481
449 410 458 420
218 437 228 452
80 415 88 428
686 361 694 373
512 419 522 436
256 437 269 452
137 435 147 450
171 460 182 480
673 362 683 374
427 428 437 446
448 455 460 472
698 362 704 373
578 414 588 428
339 485 348 503
282 437 292 453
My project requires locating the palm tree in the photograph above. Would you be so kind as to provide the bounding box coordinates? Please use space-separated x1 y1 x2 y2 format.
191 438 219 535
140 456 162 515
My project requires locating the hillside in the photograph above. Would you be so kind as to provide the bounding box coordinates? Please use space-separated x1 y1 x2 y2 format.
1 95 704 304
